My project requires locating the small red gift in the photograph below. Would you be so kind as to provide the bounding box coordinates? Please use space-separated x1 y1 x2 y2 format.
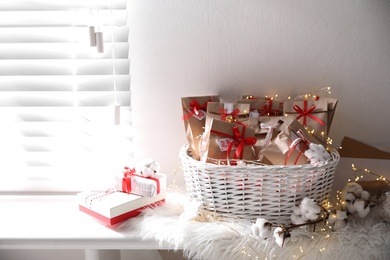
114 167 166 198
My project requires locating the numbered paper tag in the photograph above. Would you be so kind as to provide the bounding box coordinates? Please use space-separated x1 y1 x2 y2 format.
216 138 237 152
188 109 206 120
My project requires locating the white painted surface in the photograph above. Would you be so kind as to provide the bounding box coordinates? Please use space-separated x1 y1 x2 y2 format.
0 195 170 250
0 250 163 260
129 0 390 188
0 195 171 260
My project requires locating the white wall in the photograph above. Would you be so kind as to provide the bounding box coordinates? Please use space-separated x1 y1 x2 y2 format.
129 0 390 187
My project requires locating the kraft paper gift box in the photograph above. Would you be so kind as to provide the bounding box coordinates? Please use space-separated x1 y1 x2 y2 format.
203 118 257 162
283 99 329 140
205 102 251 132
182 95 220 160
261 119 326 165
114 171 167 198
77 188 166 225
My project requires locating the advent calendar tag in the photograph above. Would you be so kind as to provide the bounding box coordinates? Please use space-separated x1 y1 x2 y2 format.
188 108 206 120
216 138 237 152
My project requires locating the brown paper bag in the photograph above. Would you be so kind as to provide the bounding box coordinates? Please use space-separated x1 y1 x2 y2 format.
283 99 328 140
181 95 219 160
262 119 325 165
205 119 257 162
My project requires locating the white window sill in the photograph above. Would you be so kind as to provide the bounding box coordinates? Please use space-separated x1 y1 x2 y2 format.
0 195 171 251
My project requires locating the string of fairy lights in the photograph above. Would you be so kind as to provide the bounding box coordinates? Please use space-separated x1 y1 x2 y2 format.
166 87 388 259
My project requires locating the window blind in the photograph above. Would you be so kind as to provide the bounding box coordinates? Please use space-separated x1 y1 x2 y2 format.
0 0 132 192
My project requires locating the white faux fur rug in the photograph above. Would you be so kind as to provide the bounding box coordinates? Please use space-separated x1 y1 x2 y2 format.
118 192 390 260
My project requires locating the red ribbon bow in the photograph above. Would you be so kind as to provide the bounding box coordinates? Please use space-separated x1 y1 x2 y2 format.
121 166 161 196
219 108 241 122
259 99 281 116
284 129 310 165
182 99 211 120
122 167 136 194
293 100 325 127
211 126 256 160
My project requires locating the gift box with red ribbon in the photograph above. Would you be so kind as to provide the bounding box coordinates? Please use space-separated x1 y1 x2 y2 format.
205 102 251 132
77 188 166 225
203 118 257 162
283 99 329 139
114 167 167 198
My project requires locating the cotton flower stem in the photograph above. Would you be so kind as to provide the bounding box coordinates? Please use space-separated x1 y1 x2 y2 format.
271 206 329 233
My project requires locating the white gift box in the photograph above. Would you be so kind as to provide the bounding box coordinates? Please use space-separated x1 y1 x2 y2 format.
77 187 166 225
114 173 167 198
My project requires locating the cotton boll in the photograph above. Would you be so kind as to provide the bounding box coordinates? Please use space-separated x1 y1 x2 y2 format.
327 212 337 224
273 227 285 247
332 209 349 230
336 210 348 220
260 225 273 239
291 214 305 225
299 198 321 221
341 182 363 200
304 212 320 221
304 149 316 164
251 224 260 238
346 202 357 214
301 197 321 213
301 197 320 212
361 190 370 201
254 218 273 239
358 206 370 218
307 204 321 215
334 219 348 230
354 200 370 218
299 211 310 222
301 197 313 208
255 218 268 226
292 197 322 223
293 206 302 216
353 200 364 212
135 158 160 177
345 192 357 203
304 143 331 164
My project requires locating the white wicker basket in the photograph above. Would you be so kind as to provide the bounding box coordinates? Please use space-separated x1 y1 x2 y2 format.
180 145 340 224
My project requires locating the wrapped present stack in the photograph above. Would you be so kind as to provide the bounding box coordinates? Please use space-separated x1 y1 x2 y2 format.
77 158 167 225
181 90 338 166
